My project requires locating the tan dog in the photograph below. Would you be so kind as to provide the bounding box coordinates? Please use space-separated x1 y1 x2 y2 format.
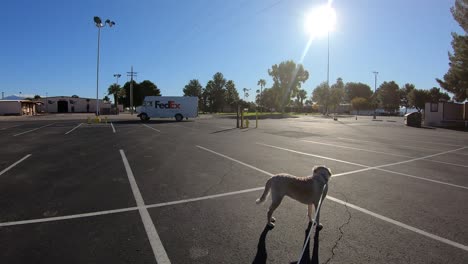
256 166 331 227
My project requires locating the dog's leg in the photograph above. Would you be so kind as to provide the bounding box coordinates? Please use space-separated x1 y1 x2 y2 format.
310 202 324 230
267 195 283 227
307 204 315 223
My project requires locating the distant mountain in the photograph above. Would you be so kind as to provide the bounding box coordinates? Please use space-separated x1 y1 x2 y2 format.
1 95 25 100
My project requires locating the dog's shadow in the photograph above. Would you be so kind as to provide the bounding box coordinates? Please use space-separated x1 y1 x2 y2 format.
252 222 318 264
252 225 273 264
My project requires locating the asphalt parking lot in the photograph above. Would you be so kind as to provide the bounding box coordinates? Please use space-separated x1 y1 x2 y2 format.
0 114 467 264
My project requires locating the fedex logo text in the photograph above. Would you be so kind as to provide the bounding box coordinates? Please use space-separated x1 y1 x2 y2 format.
155 101 181 109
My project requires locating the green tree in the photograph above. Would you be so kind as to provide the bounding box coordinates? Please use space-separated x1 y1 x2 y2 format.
344 82 373 102
225 80 239 111
429 87 451 102
204 80 214 112
201 87 209 113
436 0 468 102
122 80 161 107
183 79 203 110
209 72 227 112
329 78 345 112
138 80 161 106
122 80 138 107
257 79 266 110
268 60 309 112
260 88 278 111
312 82 330 114
34 95 41 99
296 89 308 106
103 95 110 102
452 0 468 31
408 89 430 112
377 81 400 113
351 97 370 115
399 83 415 114
107 83 121 105
183 79 202 97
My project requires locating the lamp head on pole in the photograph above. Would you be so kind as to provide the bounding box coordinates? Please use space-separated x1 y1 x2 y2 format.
105 19 116 27
94 16 103 27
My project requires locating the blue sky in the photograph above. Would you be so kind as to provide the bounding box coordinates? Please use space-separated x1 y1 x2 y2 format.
1 0 463 101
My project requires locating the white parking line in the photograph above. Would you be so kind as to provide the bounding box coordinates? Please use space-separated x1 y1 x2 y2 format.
146 187 265 209
1 180 466 253
257 143 468 190
196 146 468 252
13 123 56 137
64 123 83 135
327 196 468 252
197 146 274 176
373 136 465 148
119 150 170 264
1 148 467 253
337 137 453 151
303 140 414 158
0 124 21 130
142 124 161 132
0 154 31 176
0 206 139 227
302 140 468 168
111 122 116 133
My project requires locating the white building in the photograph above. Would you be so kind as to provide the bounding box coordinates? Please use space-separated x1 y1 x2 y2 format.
36 96 111 113
0 100 38 116
424 102 467 128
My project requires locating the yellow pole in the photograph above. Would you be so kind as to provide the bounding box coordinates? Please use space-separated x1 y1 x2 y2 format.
241 110 244 129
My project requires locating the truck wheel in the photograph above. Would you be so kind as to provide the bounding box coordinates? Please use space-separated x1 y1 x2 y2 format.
175 114 183 122
140 113 149 122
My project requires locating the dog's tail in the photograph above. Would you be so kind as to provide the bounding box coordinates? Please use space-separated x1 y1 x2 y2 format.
256 178 272 204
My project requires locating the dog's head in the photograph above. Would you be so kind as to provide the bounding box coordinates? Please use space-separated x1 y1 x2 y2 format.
312 165 332 182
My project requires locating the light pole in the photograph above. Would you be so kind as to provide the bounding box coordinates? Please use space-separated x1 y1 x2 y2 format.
113 73 121 85
327 30 330 88
373 71 378 118
94 16 115 116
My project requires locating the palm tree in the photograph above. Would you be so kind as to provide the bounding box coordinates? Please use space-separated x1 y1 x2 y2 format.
257 79 266 111
297 89 307 106
243 88 250 100
107 83 121 105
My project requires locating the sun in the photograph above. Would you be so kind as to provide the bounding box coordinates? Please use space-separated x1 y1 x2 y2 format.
304 4 336 38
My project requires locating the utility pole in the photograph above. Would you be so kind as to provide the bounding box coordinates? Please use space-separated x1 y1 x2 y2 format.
127 66 137 115
46 92 48 113
1 92 4 100
373 71 378 119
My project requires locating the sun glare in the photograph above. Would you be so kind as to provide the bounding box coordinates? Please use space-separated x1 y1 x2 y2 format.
304 4 336 38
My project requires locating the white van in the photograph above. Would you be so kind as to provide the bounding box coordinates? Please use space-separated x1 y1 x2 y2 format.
137 96 198 121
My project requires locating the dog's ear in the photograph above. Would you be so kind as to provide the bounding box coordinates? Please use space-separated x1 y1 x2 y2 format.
312 166 318 173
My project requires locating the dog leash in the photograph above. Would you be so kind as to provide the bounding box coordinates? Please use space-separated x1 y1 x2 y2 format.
296 183 328 264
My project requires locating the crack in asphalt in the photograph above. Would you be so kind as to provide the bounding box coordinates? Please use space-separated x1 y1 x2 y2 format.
324 193 352 264
201 162 233 196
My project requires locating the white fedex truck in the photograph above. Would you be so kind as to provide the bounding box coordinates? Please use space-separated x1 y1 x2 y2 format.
137 96 198 121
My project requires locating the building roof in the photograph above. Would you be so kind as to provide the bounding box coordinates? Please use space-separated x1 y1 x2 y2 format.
44 96 101 100
0 100 39 103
